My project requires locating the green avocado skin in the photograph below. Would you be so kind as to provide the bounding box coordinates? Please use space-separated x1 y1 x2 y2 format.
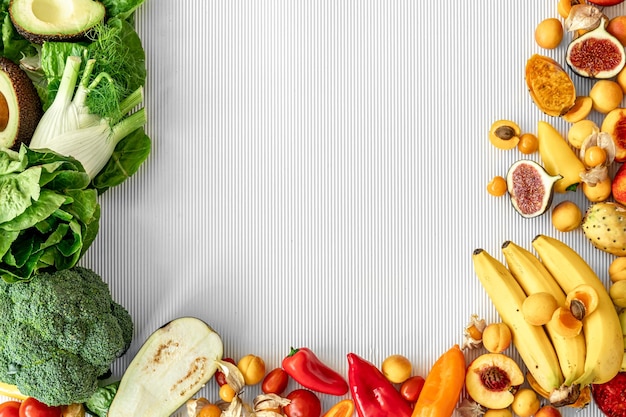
9 0 106 45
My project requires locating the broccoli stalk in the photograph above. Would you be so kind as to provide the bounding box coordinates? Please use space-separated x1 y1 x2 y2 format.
29 55 146 180
0 267 133 406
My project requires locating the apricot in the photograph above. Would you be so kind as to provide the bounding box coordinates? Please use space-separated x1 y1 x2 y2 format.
511 388 540 417
583 177 612 202
609 257 626 282
535 18 564 49
551 201 582 232
523 292 560 325
608 16 626 46
610 280 626 307
590 80 624 114
484 409 512 417
565 284 599 319
482 322 512 353
489 120 520 150
562 96 593 123
567 119 598 149
550 306 583 338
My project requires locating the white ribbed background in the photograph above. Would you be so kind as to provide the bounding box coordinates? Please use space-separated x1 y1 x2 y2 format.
17 1 626 415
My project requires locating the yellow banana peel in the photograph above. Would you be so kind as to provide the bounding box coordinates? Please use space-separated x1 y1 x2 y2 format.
533 234 624 386
0 381 27 400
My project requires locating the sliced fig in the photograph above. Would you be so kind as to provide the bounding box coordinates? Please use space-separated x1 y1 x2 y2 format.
566 17 626 78
506 160 560 218
592 372 626 417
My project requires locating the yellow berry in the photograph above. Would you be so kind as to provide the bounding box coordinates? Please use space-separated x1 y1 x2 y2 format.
583 145 607 167
487 176 507 197
518 133 539 154
219 384 237 402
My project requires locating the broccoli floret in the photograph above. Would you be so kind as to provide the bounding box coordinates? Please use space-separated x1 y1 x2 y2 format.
0 266 133 406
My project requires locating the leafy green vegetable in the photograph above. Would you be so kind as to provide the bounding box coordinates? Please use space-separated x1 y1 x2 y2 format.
0 266 133 406
85 380 120 417
0 146 99 282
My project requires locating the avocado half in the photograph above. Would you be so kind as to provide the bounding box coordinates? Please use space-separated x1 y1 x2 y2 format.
9 0 106 44
0 57 42 150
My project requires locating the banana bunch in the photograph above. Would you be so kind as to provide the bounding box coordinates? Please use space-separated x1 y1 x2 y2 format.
472 235 624 407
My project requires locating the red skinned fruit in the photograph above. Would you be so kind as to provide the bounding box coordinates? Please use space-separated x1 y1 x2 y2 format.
601 108 626 162
214 357 236 386
284 389 322 417
612 163 626 206
592 372 626 416
588 0 625 5
262 368 289 395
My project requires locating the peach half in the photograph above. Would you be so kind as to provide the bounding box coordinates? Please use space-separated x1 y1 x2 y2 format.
465 353 524 409
601 108 626 162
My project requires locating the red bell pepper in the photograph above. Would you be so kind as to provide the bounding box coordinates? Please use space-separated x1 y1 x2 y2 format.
347 353 413 417
282 347 349 396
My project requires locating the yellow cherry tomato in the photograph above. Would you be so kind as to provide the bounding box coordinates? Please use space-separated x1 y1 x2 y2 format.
322 399 355 417
237 354 266 385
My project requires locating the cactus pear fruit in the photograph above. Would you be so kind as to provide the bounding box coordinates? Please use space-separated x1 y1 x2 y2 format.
582 202 626 256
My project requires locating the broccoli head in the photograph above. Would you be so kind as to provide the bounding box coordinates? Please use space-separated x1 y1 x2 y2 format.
0 266 133 406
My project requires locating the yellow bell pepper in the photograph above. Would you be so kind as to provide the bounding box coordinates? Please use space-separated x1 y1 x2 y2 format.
537 120 585 193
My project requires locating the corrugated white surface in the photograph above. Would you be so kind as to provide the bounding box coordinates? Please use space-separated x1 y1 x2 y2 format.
9 0 626 415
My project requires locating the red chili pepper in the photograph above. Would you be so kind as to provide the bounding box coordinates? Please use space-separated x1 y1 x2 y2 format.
282 347 349 396
347 353 413 417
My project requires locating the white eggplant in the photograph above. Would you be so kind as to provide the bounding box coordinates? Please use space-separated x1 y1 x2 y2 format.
108 317 224 417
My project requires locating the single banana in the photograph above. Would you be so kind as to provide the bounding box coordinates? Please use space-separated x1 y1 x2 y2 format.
501 241 586 386
472 248 565 394
533 234 624 386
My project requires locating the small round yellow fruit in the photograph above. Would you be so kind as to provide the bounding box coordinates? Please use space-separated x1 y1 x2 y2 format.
511 388 540 417
590 80 624 114
522 292 559 326
482 322 512 353
535 18 564 49
551 201 582 232
567 119 598 149
485 409 513 417
381 354 412 384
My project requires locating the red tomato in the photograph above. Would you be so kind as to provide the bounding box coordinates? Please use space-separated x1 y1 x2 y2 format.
0 401 21 417
18 398 61 417
284 389 321 417
261 368 289 394
400 375 426 403
215 357 236 386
